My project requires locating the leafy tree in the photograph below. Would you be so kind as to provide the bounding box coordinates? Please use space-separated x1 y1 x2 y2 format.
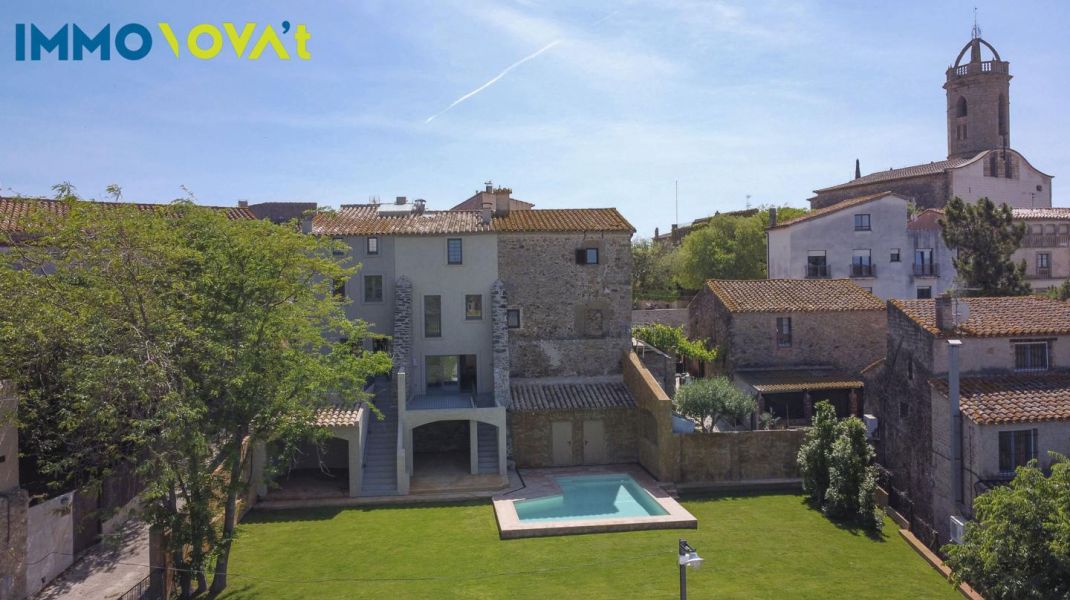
0 192 391 596
824 417 882 531
1047 279 1070 301
944 454 1070 599
673 377 756 432
940 196 1030 296
671 206 807 289
631 238 677 302
797 400 838 504
632 323 717 363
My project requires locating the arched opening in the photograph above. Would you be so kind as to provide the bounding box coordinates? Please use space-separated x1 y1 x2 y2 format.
956 96 968 117
998 94 1008 136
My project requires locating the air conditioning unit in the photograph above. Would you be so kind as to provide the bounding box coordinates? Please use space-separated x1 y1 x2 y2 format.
863 414 879 440
949 515 966 544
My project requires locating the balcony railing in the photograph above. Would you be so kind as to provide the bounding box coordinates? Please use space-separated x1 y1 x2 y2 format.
949 60 1008 79
1023 234 1070 248
1037 267 1052 278
850 264 875 278
912 263 938 277
805 264 830 278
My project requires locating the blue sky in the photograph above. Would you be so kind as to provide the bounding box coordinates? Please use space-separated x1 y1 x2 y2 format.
3 1 1069 237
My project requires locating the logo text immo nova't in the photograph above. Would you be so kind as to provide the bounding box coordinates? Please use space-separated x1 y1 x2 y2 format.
15 22 310 61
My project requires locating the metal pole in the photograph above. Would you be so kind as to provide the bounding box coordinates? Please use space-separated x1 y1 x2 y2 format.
679 538 687 600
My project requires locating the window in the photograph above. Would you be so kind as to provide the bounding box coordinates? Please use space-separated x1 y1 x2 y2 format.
890 248 901 262
1014 342 1049 371
851 250 873 277
425 355 477 395
447 239 463 264
424 295 442 337
364 275 383 303
465 294 483 320
1038 253 1052 277
331 237 346 257
999 430 1037 473
576 247 599 265
506 308 521 329
366 236 379 255
914 248 935 276
333 278 346 298
916 287 932 299
956 96 968 117
806 251 828 278
776 317 792 348
854 214 871 231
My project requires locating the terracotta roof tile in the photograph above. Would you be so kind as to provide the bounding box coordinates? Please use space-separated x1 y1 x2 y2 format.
511 380 635 411
0 197 255 234
312 206 634 236
315 404 363 427
705 279 885 313
770 191 901 229
1011 207 1070 220
814 157 971 194
736 369 864 394
930 373 1070 424
891 297 1070 338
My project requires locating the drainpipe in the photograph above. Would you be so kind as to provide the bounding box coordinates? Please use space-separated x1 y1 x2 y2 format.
947 339 963 505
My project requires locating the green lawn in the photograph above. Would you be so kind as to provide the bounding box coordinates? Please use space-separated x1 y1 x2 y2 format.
220 494 960 599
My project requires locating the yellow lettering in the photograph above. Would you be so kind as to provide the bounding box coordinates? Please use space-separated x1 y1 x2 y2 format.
157 23 180 58
223 22 256 58
249 25 289 60
295 24 311 60
188 24 223 59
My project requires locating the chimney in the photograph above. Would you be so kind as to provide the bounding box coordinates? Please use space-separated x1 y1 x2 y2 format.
412 198 426 214
934 295 954 331
494 187 511 217
768 207 778 227
395 196 407 206
238 200 249 208
485 180 493 193
854 159 861 180
480 201 493 225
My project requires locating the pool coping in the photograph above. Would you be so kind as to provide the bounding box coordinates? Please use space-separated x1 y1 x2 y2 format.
492 464 697 539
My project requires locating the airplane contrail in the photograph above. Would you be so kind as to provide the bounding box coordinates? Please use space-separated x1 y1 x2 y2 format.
424 39 563 124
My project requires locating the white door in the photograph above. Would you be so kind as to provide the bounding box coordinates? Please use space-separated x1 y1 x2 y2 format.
583 420 606 464
551 421 573 466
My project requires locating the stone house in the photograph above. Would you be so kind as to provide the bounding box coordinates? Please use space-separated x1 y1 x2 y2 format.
688 279 886 425
1012 207 1070 292
287 187 636 499
867 295 1070 545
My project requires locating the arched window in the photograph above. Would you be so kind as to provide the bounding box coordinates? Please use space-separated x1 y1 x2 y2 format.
989 154 999 177
956 96 968 117
998 94 1008 136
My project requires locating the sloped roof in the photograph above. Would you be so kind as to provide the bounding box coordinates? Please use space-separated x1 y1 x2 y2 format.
907 208 945 231
814 158 970 194
736 369 864 394
1011 207 1070 220
315 404 363 427
769 191 902 229
312 205 634 236
0 197 256 233
511 380 635 411
930 373 1070 425
704 279 885 313
450 193 534 211
891 297 1070 338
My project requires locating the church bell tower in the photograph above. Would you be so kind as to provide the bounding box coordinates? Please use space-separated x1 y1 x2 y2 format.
944 32 1011 160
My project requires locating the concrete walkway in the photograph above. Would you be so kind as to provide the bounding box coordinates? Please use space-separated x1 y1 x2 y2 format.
36 519 150 600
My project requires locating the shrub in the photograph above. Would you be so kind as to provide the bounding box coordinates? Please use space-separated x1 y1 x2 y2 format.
674 377 756 432
632 323 717 363
824 417 882 531
797 400 837 504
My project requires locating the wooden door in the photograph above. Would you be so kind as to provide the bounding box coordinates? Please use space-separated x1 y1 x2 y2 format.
551 421 573 466
583 420 606 464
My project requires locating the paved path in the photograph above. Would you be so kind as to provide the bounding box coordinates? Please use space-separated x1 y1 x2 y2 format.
36 519 149 600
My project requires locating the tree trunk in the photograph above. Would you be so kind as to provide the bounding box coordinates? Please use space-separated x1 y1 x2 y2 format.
209 442 245 595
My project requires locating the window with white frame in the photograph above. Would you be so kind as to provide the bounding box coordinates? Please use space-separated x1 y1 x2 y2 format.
367 236 379 255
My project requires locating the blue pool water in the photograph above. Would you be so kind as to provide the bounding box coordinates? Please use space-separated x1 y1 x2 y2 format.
514 474 669 522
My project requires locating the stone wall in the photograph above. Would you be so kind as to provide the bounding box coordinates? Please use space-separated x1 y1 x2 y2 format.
491 280 510 407
392 276 413 399
510 407 637 468
675 430 805 483
689 286 886 374
869 303 939 535
0 489 28 600
632 309 689 332
634 341 675 397
622 352 677 480
809 172 951 211
499 232 632 377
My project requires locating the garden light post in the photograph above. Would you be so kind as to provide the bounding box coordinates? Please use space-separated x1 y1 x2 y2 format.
678 538 703 600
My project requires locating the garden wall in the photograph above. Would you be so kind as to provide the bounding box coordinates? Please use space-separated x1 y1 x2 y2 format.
25 491 74 598
622 352 678 481
631 309 689 332
674 429 805 483
511 407 638 468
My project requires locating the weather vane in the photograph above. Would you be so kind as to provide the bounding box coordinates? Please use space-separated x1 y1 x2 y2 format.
972 7 982 39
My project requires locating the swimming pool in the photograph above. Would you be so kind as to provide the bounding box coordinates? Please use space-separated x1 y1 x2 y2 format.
514 474 669 522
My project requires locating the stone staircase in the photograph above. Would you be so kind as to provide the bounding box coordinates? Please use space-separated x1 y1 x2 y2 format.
362 380 399 496
477 422 499 474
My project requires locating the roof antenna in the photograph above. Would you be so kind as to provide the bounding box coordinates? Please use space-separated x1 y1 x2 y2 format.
971 7 981 40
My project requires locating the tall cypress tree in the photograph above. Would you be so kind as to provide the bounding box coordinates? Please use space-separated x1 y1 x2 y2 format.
940 196 1030 296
